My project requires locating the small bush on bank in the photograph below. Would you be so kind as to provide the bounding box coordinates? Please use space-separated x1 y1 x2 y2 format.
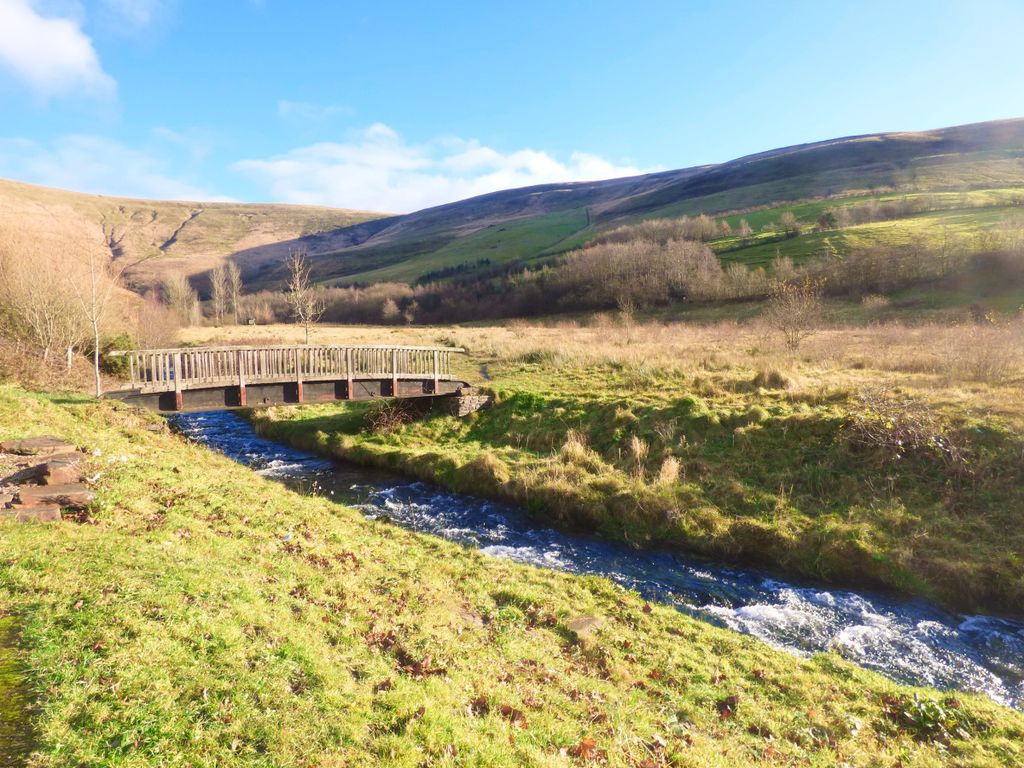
363 399 419 436
844 387 970 477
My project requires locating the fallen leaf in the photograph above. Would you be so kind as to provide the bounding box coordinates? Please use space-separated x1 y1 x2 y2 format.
569 736 597 758
499 704 528 729
717 694 740 719
469 695 489 717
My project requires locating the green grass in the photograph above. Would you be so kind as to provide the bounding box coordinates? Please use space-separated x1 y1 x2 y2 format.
713 205 1022 268
608 152 1024 223
714 188 1024 234
251 354 1024 618
325 185 1024 292
334 208 592 285
3 387 1024 765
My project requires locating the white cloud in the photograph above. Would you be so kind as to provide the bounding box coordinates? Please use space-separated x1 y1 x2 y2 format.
0 0 115 98
234 124 649 212
0 134 227 200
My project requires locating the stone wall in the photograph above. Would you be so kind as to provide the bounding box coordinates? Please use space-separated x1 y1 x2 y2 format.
438 391 492 417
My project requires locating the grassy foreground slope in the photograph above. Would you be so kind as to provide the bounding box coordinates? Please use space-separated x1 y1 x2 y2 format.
2 388 1024 766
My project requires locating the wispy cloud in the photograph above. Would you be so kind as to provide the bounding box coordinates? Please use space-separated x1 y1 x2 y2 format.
100 0 165 28
0 0 115 98
234 123 649 212
97 0 176 36
0 134 228 201
277 99 353 123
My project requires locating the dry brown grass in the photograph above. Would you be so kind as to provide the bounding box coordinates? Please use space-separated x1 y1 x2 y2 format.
182 315 1024 425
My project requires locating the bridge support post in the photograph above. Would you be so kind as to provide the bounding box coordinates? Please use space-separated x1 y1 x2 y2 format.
237 350 247 407
391 348 399 397
294 347 304 403
432 349 440 394
345 348 354 400
173 352 183 411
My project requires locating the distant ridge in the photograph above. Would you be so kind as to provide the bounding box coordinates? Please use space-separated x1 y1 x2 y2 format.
2 117 1023 292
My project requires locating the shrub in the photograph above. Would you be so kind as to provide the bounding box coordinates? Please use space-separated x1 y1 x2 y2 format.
844 387 970 477
763 278 825 350
363 400 418 436
752 367 792 390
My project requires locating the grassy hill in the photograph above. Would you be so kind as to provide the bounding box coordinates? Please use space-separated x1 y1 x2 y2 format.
3 118 1023 302
244 118 1024 289
0 178 384 292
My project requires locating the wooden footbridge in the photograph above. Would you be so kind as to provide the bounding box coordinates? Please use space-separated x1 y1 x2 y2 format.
103 344 468 413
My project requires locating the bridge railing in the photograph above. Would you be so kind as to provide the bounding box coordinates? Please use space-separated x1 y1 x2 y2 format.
108 344 464 394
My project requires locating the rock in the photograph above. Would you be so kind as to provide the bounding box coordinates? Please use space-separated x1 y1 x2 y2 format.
0 436 76 457
565 615 602 640
0 487 15 507
41 464 84 486
9 505 63 523
16 483 95 510
38 453 87 486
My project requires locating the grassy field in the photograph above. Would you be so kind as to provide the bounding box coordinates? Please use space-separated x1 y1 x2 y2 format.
178 319 1024 616
2 386 1024 766
331 209 592 286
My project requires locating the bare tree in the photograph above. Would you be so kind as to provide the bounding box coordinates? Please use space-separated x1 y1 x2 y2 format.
402 300 418 325
0 235 87 368
763 277 825 351
779 211 802 238
209 265 229 326
380 297 400 323
66 241 151 396
162 273 200 325
226 262 243 323
738 219 753 239
285 251 324 343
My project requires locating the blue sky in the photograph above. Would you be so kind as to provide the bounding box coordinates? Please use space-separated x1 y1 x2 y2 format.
1 0 1023 212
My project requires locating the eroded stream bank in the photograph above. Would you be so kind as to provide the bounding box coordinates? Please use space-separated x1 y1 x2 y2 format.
171 410 1024 710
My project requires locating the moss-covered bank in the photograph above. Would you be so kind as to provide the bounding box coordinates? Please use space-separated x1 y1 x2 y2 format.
249 366 1024 617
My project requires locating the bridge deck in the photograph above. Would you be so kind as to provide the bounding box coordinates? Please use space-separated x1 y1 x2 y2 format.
104 344 468 412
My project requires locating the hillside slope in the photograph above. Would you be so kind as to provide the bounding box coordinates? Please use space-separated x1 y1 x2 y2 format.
248 118 1024 288
0 178 384 291
4 118 1023 297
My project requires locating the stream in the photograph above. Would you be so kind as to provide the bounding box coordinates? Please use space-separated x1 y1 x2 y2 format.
171 410 1024 710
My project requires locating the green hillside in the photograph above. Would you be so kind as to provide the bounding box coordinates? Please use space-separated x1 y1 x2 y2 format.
274 118 1024 289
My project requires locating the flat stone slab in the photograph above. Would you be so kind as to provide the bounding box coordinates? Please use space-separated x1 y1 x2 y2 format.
0 436 76 457
16 483 95 510
1 505 62 523
41 464 84 486
37 453 87 486
2 451 88 487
